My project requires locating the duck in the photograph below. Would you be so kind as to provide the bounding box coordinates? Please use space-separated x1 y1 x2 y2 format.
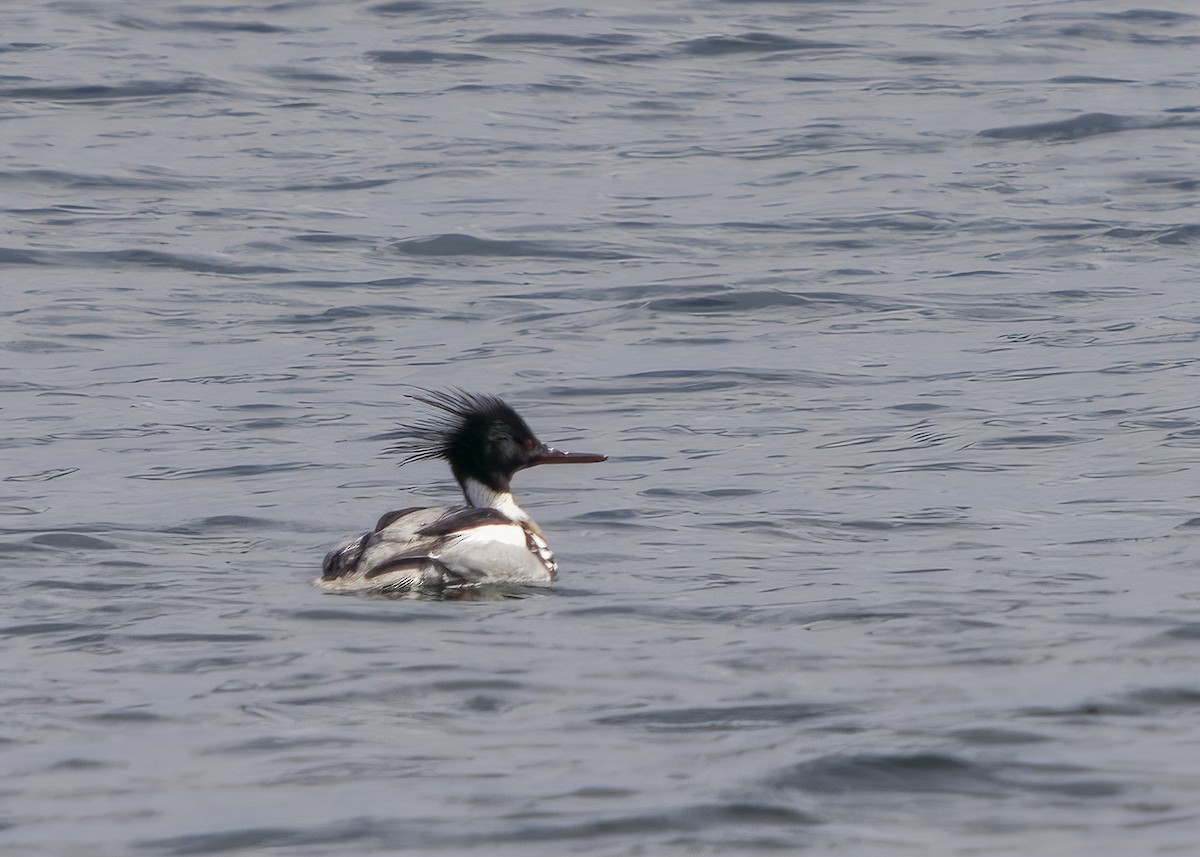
316 389 606 594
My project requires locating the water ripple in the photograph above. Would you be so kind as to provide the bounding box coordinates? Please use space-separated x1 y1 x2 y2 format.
979 112 1200 142
595 702 845 730
0 76 228 102
393 233 634 260
368 49 490 65
678 33 851 56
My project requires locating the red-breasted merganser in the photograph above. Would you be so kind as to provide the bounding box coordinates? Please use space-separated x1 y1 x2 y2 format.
317 390 606 594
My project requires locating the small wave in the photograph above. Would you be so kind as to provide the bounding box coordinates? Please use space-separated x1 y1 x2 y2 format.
0 42 48 53
268 304 428 325
726 212 951 233
644 290 813 313
950 727 1050 745
47 758 118 771
641 487 765 499
86 707 169 723
1101 9 1198 22
0 77 225 103
0 246 286 274
1123 687 1200 709
284 608 452 623
836 508 973 530
262 67 357 83
206 735 356 755
1101 360 1199 375
138 803 818 854
969 433 1094 449
493 803 820 842
1129 172 1200 191
679 32 850 56
287 234 372 245
1026 686 1200 715
0 247 42 264
891 52 968 66
22 578 139 592
1019 699 1144 718
124 632 267 643
129 462 321 481
278 176 393 192
170 20 285 34
979 112 1200 142
1105 224 1200 245
1161 623 1200 640
768 752 1003 795
549 367 815 398
1048 75 1135 84
0 169 198 189
4 467 79 482
595 702 843 730
474 32 638 48
393 233 633 260
566 508 661 530
979 112 1132 141
769 751 1125 801
139 826 311 855
29 532 118 550
646 288 907 315
1 620 99 637
163 515 279 535
368 1 435 13
1 339 100 354
368 49 490 64
165 373 298 384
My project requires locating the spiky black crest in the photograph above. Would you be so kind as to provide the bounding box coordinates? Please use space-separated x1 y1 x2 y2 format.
387 389 541 491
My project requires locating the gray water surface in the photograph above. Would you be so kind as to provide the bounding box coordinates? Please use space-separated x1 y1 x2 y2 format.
3 1 1199 854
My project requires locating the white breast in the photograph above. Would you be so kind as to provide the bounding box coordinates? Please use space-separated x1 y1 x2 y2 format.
433 523 555 583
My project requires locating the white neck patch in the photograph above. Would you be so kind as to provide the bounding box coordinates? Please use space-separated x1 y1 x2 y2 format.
462 478 528 521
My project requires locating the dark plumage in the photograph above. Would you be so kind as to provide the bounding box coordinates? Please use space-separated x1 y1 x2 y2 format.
388 389 543 493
